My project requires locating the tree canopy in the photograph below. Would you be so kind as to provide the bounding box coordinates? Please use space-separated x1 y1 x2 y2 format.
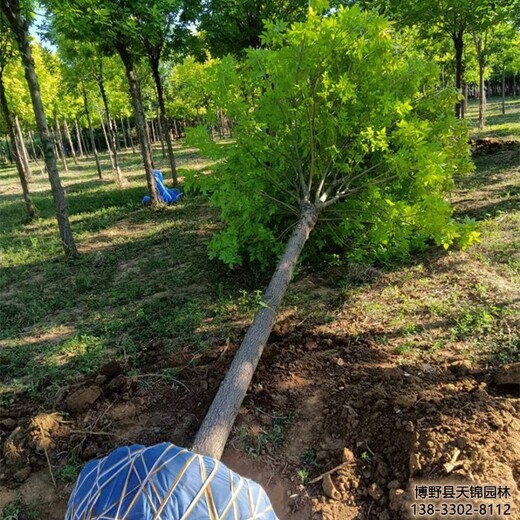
187 5 477 268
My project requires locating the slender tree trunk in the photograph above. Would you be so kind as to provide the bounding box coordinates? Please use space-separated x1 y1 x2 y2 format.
14 115 32 181
81 127 90 155
150 118 157 143
82 82 102 180
502 69 506 116
478 62 486 130
117 45 157 203
157 109 166 158
192 205 320 459
98 78 124 184
6 135 13 163
2 0 77 256
54 116 68 172
120 115 128 149
99 114 116 169
452 30 464 119
112 117 121 151
125 116 136 154
74 118 85 158
28 130 37 160
462 82 469 117
63 119 78 165
150 60 178 186
0 72 37 220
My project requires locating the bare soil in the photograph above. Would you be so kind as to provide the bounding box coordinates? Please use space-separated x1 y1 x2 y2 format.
1 323 518 519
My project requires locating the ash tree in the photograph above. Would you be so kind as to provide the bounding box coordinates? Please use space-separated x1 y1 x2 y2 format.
133 0 198 187
0 13 37 220
189 5 478 459
370 0 520 119
1 0 78 257
48 0 160 204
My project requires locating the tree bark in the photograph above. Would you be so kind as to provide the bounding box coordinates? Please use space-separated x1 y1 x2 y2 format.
54 116 68 172
452 30 464 119
14 114 32 181
117 44 157 204
28 129 37 160
112 117 121 151
2 0 77 256
6 134 13 163
120 115 128 149
98 78 124 184
63 119 78 165
125 116 136 154
150 61 178 186
0 71 37 220
502 69 506 116
478 62 486 130
82 82 102 180
75 118 85 158
80 127 90 157
157 109 166 158
192 204 320 459
150 117 157 143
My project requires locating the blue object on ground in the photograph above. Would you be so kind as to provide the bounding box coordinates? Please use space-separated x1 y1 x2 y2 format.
65 443 278 519
142 170 183 205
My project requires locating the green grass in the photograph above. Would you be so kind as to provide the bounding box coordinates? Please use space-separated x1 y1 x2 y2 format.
1 497 39 520
466 96 520 139
1 105 518 399
0 144 269 395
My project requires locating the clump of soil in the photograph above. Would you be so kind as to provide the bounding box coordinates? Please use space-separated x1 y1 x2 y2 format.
471 137 519 154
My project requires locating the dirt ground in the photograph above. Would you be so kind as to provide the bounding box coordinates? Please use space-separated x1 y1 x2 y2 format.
1 315 519 519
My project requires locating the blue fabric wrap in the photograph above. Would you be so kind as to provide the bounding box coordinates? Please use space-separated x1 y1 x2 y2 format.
65 443 278 519
142 171 183 206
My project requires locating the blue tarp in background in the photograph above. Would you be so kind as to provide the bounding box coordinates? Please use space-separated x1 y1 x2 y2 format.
142 171 183 205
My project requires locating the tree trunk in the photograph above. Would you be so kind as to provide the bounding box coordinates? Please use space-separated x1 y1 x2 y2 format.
0 72 37 220
150 61 178 186
54 117 68 172
117 45 158 204
192 205 320 459
157 109 166 159
14 115 32 181
120 115 128 149
478 62 486 130
125 116 136 154
75 118 85 158
112 117 121 151
452 30 464 119
82 82 102 180
98 78 124 184
150 118 157 143
80 127 90 157
1 0 77 256
502 69 506 116
6 134 13 163
63 119 78 165
28 130 37 161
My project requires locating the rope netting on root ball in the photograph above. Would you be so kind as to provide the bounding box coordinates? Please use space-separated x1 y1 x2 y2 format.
65 443 277 519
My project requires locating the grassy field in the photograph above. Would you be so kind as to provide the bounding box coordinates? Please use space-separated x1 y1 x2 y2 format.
1 100 518 397
466 96 520 139
0 99 519 519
